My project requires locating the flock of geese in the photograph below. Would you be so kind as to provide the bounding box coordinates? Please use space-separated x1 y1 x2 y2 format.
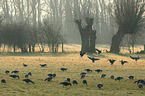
1 48 144 89
79 49 142 88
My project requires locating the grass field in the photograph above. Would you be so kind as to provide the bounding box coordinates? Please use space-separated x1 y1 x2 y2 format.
0 50 145 96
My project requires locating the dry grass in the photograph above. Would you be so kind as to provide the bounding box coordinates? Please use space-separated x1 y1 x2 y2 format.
0 44 145 96
0 51 145 96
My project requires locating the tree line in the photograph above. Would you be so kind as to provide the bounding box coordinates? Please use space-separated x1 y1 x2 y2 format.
0 0 144 53
0 20 64 53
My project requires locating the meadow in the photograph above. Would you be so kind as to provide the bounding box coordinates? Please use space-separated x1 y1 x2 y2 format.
0 44 145 96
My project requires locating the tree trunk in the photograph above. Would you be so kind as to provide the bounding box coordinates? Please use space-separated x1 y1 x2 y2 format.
56 44 58 52
62 43 64 52
21 45 28 53
13 44 16 52
75 18 95 53
80 32 89 53
88 30 96 53
38 44 42 52
110 30 125 53
41 46 44 52
29 44 31 52
32 44 35 52
144 44 145 54
52 44 54 52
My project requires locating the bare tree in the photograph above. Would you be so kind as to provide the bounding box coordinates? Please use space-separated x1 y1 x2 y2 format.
41 19 64 52
73 0 97 53
1 22 28 52
110 0 145 53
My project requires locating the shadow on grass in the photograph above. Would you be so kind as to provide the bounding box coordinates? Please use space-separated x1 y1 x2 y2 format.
108 52 145 59
113 53 130 57
86 52 106 58
0 52 69 57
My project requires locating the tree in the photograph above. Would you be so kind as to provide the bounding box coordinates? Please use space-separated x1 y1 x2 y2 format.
1 22 28 52
73 0 97 53
41 19 64 52
110 0 145 53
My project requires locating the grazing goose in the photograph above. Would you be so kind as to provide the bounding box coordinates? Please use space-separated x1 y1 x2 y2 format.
45 76 53 82
98 84 103 89
80 72 86 75
48 73 53 77
28 72 32 76
10 75 19 79
128 76 134 80
40 64 47 67
60 68 67 71
138 83 143 88
23 79 34 84
110 75 114 79
85 69 92 72
67 78 70 82
25 74 29 78
115 77 123 81
1 79 6 83
101 74 106 78
81 74 85 79
134 80 145 84
88 56 100 63
60 82 72 86
83 80 87 85
23 63 28 67
11 70 19 74
95 69 102 73
52 74 56 78
5 70 10 74
72 80 78 85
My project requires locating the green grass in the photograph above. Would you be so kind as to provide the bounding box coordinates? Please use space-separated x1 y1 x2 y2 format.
0 52 145 96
